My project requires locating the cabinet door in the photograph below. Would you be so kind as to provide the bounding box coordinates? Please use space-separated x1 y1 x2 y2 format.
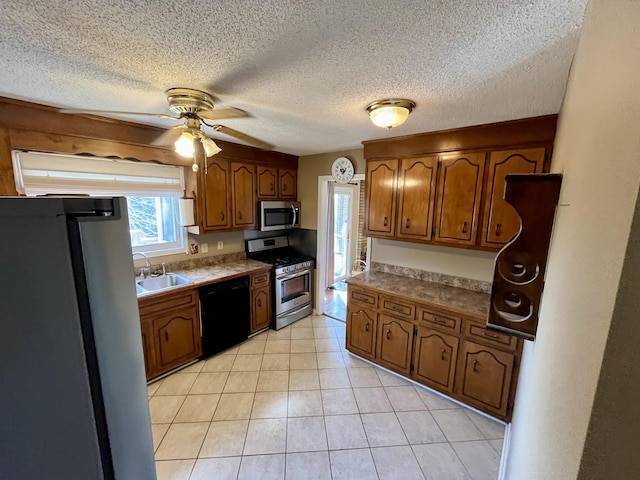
346 306 377 360
364 159 398 237
140 318 156 380
413 326 458 393
456 340 514 417
203 158 231 230
375 315 414 375
231 162 256 228
153 307 201 375
257 166 278 199
396 156 438 240
480 148 546 247
433 153 485 245
251 287 271 333
279 168 297 199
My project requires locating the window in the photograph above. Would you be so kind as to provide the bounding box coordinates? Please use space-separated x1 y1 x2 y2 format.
13 151 187 257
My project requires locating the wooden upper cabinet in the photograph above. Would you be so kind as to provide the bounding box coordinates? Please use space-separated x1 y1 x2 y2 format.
396 156 438 240
365 159 398 237
433 153 485 245
480 148 546 247
257 166 278 199
278 168 297 199
231 162 256 228
203 157 232 230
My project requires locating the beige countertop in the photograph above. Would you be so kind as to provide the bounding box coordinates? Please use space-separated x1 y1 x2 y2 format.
346 271 490 320
137 259 271 301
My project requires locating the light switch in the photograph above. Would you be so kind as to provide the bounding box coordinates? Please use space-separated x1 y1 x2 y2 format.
217 241 224 250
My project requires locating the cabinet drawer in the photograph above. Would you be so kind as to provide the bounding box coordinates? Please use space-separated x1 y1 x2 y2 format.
138 288 198 317
418 308 461 334
464 322 517 351
251 271 270 288
349 288 378 308
380 296 415 320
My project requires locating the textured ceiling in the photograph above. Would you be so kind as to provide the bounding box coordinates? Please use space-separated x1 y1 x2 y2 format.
0 1 587 155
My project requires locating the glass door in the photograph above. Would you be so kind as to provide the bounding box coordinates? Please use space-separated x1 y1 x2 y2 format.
333 187 353 282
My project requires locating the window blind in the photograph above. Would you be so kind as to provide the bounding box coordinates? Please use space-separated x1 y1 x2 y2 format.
13 151 184 197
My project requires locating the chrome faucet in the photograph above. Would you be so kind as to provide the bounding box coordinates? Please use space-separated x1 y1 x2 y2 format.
132 252 151 278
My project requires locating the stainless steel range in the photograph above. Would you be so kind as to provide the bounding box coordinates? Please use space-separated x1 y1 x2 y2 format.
246 236 314 329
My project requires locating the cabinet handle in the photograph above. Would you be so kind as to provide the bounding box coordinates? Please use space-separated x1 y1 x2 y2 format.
495 223 502 236
221 211 225 221
238 211 243 220
164 331 169 342
270 183 274 192
386 329 391 340
365 322 370 332
441 349 446 360
433 318 447 325
462 221 468 233
482 332 499 340
283 184 287 192
473 359 479 372
383 216 388 227
391 305 403 311
257 298 262 307
405 218 410 229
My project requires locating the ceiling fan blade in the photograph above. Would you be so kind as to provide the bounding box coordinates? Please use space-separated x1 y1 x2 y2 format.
212 125 273 150
59 108 179 120
151 126 184 146
198 107 249 121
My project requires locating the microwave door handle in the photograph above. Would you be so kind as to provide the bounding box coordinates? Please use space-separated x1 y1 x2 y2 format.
277 269 311 281
291 204 297 227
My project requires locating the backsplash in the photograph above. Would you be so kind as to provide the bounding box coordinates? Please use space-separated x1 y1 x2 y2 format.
134 251 246 276
371 261 491 294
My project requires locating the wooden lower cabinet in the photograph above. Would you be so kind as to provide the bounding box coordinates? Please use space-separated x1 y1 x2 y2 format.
250 270 272 334
346 306 377 360
413 326 458 393
140 318 155 379
375 315 413 375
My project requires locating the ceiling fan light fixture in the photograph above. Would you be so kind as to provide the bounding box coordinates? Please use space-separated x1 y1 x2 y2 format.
175 130 196 158
200 135 222 157
366 99 416 129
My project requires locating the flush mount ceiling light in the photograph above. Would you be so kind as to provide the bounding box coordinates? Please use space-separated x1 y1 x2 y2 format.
366 99 416 129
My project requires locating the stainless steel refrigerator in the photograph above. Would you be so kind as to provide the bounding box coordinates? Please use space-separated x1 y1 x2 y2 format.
0 197 156 479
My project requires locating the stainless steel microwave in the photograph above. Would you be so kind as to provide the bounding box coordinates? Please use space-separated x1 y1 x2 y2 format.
259 201 301 231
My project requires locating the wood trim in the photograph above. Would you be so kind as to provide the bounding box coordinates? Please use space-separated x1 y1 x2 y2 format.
0 128 17 195
362 115 557 159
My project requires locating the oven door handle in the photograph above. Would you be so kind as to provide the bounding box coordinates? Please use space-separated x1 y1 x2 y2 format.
277 269 311 281
280 304 312 317
291 204 298 227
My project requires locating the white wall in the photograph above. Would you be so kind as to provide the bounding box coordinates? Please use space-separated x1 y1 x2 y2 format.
371 238 496 282
505 1 640 479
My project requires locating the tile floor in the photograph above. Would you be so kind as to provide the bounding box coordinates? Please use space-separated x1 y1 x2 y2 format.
148 314 504 480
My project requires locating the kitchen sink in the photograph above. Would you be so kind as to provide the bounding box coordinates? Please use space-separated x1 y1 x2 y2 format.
136 273 193 294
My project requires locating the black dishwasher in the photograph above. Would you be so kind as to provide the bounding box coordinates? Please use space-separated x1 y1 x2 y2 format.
199 276 251 359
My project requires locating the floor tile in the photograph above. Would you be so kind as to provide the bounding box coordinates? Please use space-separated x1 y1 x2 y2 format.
321 388 359 415
465 409 506 439
151 423 170 452
315 338 341 352
285 451 331 480
238 453 285 480
412 443 471 480
348 367 382 387
289 370 320 390
149 395 185 424
329 448 378 480
312 316 334 327
199 420 248 458
147 379 163 396
353 387 393 413
288 390 323 417
231 354 263 371
155 459 195 480
385 386 428 412
213 393 255 420
489 439 504 455
396 410 447 444
251 391 289 418
371 445 425 480
174 394 220 423
291 327 314 339
189 372 229 394
190 457 241 480
324 414 369 450
268 328 291 340
286 416 328 452
318 368 351 389
313 327 334 339
179 361 204 374
376 368 412 386
431 409 484 442
342 352 371 368
290 352 318 369
257 370 289 392
452 440 500 480
202 355 235 372
155 373 198 396
237 340 266 355
413 386 460 410
316 351 345 368
290 339 316 353
262 353 291 371
243 418 287 455
265 339 291 353
361 412 408 447
223 371 260 393
293 317 314 328
155 422 209 460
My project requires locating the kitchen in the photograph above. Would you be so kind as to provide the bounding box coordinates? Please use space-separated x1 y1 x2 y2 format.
1 1 639 480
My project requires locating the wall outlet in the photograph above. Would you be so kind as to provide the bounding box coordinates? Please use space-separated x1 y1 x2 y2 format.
189 242 199 254
200 242 209 253
217 241 224 250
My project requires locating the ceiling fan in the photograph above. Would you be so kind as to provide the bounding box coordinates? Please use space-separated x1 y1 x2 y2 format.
61 88 273 170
